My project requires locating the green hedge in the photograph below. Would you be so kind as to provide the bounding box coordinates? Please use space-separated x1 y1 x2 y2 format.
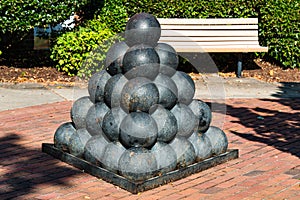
258 0 299 68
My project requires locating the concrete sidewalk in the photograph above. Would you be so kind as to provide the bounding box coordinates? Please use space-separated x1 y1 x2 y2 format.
1 76 299 111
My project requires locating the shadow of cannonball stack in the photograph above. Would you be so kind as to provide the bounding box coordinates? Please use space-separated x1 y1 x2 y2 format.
53 12 228 182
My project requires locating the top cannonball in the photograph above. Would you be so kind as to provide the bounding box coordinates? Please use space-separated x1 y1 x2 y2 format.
125 13 161 47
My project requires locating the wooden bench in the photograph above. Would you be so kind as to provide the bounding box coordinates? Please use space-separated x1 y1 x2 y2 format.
157 18 268 77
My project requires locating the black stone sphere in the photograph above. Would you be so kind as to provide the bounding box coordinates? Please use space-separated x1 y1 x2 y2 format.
149 105 177 143
120 77 159 113
85 102 110 136
84 134 109 166
101 141 126 173
69 128 92 158
105 41 129 76
155 43 178 76
188 132 213 161
188 100 212 133
171 71 195 105
104 73 128 108
125 13 161 47
120 112 158 148
153 73 178 109
171 103 197 138
122 44 160 80
70 96 94 129
151 142 177 174
203 126 228 155
54 122 76 152
169 137 196 168
88 70 111 103
102 106 127 142
119 147 158 181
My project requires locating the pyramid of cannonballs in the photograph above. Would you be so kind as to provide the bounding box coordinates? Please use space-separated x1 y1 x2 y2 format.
54 13 228 182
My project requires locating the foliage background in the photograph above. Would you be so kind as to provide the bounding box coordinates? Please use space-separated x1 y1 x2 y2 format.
0 0 89 55
0 0 298 76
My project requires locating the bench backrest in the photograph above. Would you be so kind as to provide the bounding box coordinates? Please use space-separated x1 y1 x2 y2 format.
157 18 268 52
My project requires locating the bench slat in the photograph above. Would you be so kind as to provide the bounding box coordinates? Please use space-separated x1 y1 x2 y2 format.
160 41 260 46
158 18 258 25
160 25 258 30
159 36 259 42
170 45 268 53
161 30 258 37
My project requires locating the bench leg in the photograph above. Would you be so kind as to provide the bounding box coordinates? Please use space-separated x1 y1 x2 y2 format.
237 54 242 78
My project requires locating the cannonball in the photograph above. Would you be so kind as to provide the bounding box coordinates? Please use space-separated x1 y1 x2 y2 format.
120 77 159 113
101 141 126 173
188 131 213 161
155 43 178 76
54 122 76 152
204 126 228 155
149 105 177 143
86 102 110 136
188 99 212 133
104 73 128 108
169 136 196 168
84 134 109 166
125 12 161 47
122 44 159 80
171 71 195 105
69 128 92 158
119 147 158 181
88 70 111 103
153 73 178 109
70 96 94 129
151 142 177 174
102 106 127 142
120 112 158 148
171 103 197 138
105 41 129 76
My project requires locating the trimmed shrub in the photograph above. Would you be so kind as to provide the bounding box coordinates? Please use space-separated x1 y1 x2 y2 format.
97 0 128 33
50 19 115 78
258 0 299 68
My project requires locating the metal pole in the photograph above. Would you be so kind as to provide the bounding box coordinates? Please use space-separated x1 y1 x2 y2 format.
237 54 242 78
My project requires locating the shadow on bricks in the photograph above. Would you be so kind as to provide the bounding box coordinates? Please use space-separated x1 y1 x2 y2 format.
212 98 300 159
0 133 81 199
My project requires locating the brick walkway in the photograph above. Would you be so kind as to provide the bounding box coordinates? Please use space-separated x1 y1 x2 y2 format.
0 99 299 200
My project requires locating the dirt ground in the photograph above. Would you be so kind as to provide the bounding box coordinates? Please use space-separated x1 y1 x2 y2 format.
0 58 299 85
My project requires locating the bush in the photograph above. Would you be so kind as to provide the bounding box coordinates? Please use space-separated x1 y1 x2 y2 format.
258 0 299 68
50 19 115 78
0 0 88 55
97 0 128 33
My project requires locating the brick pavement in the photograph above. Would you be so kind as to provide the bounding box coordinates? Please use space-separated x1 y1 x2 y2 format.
0 98 299 200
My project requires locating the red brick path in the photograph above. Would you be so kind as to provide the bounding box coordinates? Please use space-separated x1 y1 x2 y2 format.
0 99 299 200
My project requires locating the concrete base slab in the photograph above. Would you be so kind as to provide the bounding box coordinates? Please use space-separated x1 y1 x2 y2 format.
42 143 238 194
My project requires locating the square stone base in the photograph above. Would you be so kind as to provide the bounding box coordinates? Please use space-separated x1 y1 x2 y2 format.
42 143 238 194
